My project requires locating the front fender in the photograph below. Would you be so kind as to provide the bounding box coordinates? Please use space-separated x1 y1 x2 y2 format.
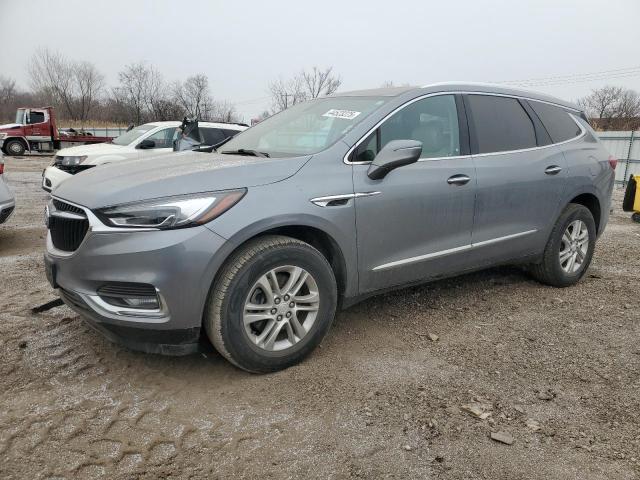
204 213 358 299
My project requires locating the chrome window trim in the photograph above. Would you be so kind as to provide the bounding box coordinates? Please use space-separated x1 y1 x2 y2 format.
372 229 537 271
344 91 586 166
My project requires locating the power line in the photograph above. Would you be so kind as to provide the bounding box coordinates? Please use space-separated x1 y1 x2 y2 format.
495 66 640 87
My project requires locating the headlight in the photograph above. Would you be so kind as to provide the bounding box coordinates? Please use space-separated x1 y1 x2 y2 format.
94 189 246 229
60 156 87 166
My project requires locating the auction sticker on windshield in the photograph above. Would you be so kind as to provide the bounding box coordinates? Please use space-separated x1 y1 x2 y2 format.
322 109 361 120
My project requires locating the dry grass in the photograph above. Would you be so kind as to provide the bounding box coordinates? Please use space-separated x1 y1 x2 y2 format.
56 120 129 128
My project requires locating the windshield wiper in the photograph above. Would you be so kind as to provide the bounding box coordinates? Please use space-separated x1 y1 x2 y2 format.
220 148 270 158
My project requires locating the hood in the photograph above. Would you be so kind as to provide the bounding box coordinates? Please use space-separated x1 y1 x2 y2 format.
0 123 22 131
54 150 311 209
56 142 125 157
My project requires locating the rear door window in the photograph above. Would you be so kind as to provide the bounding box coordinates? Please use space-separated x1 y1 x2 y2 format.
467 95 537 154
201 128 226 145
222 129 242 138
528 101 582 143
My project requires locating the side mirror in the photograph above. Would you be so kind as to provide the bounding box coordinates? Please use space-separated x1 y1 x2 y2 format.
137 139 156 149
367 139 422 180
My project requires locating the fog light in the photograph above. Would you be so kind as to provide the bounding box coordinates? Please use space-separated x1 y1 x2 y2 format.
101 295 159 310
97 282 160 310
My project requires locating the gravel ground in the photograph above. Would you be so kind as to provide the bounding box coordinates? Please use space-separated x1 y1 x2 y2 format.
0 156 639 480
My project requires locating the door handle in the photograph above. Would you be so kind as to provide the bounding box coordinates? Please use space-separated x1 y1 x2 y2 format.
545 165 562 175
447 174 471 186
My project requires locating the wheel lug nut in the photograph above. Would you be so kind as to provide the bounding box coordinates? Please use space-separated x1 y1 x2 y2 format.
277 315 283 321
270 308 277 314
289 302 295 308
286 312 291 318
284 294 290 301
274 298 281 304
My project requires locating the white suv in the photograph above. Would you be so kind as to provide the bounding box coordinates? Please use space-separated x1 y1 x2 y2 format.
42 121 247 192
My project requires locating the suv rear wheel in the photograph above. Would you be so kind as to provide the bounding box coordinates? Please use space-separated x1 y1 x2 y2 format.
204 235 338 373
530 203 596 287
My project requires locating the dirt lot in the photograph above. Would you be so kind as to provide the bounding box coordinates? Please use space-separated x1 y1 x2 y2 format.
0 156 638 480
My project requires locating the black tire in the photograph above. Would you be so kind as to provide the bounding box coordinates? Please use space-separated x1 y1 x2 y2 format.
5 139 26 156
204 235 338 373
530 203 597 287
632 212 640 224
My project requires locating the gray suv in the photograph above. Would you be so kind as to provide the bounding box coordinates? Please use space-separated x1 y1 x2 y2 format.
44 83 615 372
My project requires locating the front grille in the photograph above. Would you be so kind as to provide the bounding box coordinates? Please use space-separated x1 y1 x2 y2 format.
0 205 14 223
49 200 89 252
52 199 84 215
97 282 157 299
57 164 94 175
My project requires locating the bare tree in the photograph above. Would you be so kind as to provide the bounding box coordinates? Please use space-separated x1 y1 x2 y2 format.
28 48 105 123
616 89 640 119
268 66 342 113
174 74 213 119
268 75 306 113
0 76 16 105
117 62 152 125
578 85 640 130
28 48 76 119
74 61 105 123
301 66 341 99
578 86 623 120
210 100 241 123
0 76 18 121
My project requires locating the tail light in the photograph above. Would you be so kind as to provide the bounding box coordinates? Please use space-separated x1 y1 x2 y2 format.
608 155 618 169
0 163 4 175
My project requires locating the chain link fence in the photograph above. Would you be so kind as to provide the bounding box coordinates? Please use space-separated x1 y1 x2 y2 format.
597 131 639 187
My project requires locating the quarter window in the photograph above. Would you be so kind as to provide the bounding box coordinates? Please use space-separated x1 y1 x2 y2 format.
467 95 537 154
528 101 582 143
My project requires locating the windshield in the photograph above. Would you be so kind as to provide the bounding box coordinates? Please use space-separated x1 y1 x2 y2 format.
221 96 389 158
15 109 25 125
111 125 155 146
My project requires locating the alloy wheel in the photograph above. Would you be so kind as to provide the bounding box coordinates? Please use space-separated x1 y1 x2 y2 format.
243 265 320 351
559 219 589 274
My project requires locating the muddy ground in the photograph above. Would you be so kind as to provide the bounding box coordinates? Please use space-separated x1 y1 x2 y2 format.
0 156 638 480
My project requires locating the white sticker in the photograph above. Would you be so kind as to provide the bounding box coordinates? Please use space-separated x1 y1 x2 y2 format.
322 109 361 120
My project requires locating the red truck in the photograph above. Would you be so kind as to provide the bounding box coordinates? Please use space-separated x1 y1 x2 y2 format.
0 107 115 156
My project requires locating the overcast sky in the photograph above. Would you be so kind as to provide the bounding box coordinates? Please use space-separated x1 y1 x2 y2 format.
1 0 639 121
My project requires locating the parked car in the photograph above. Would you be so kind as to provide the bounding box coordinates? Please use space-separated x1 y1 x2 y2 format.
0 153 16 224
42 121 248 192
44 83 615 372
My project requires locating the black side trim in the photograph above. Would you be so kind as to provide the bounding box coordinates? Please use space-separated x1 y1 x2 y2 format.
461 94 479 155
455 94 471 156
521 99 552 146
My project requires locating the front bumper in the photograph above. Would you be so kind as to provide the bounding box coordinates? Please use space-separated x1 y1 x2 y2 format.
45 219 231 355
0 198 15 224
42 165 72 192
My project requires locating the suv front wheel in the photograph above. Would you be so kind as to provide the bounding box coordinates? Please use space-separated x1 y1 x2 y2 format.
204 235 338 373
530 203 596 287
